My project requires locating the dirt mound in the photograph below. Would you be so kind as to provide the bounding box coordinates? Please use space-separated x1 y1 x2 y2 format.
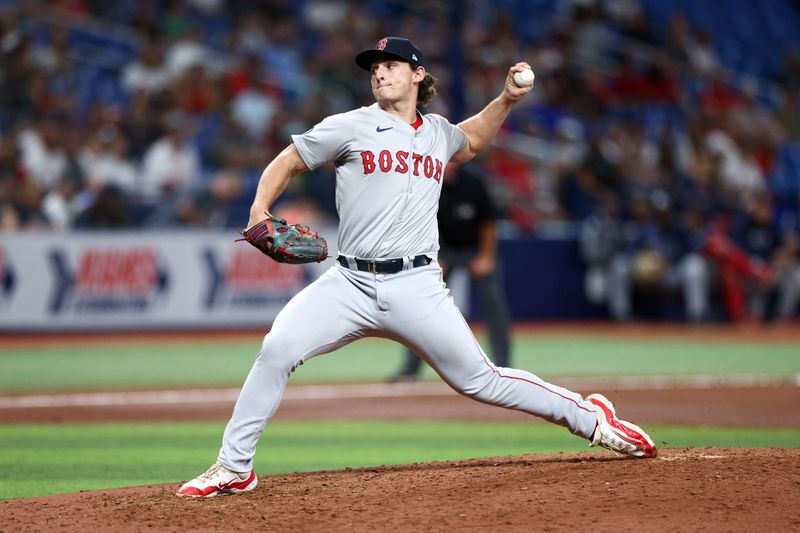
2 448 798 532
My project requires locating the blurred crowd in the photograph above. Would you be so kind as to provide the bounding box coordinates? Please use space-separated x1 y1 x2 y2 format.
0 0 799 321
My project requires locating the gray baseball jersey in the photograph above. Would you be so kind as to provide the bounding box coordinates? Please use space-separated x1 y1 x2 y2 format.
292 103 466 259
215 104 598 473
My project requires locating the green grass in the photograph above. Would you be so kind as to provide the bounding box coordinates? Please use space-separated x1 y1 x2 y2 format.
2 334 799 393
1 421 798 500
2 334 797 500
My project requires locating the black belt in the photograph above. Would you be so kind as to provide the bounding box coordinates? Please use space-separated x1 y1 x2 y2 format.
337 255 432 274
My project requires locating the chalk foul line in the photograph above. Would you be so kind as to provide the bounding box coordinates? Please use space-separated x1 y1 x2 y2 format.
0 374 796 410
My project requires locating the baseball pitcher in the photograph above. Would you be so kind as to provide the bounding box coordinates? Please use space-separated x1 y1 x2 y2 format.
178 37 656 498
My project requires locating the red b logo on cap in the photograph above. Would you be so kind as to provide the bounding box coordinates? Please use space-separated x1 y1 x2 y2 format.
376 38 387 51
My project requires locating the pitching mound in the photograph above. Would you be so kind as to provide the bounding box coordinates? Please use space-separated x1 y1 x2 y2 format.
2 447 798 532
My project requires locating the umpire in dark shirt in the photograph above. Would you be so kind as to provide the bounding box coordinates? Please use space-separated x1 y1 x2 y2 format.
391 163 512 380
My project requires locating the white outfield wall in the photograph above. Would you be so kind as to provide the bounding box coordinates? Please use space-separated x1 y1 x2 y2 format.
0 229 338 331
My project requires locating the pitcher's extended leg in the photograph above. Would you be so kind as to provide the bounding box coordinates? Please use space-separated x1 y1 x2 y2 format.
218 267 376 471
382 266 597 439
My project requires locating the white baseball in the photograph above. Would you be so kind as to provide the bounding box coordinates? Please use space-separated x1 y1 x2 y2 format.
513 68 535 87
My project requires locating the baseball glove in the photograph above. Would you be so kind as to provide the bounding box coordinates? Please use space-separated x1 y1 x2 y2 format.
240 215 328 264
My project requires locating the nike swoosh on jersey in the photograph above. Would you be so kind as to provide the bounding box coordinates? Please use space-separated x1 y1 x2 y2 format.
376 126 393 132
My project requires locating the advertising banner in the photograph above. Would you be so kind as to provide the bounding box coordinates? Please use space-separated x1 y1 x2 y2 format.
0 230 336 331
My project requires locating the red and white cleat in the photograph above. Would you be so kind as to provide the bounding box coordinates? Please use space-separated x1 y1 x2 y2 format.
588 393 657 458
176 463 257 497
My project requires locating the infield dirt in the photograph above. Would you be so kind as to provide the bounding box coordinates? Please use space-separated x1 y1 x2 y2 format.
1 447 798 532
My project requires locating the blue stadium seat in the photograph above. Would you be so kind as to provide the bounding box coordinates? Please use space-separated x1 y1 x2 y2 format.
638 0 799 79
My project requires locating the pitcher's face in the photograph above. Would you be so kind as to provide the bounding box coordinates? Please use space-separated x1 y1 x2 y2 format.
370 60 423 105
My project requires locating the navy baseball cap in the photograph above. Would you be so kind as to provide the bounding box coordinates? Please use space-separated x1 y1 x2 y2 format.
355 37 424 71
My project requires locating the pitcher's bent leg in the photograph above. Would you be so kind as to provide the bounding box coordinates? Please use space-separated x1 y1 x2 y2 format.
217 343 294 472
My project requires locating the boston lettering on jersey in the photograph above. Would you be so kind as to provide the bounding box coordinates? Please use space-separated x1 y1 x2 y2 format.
360 149 443 181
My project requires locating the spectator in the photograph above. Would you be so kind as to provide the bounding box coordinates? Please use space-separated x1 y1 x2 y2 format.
607 192 710 322
121 40 170 96
730 80 787 175
159 0 192 40
138 111 201 203
0 30 39 120
17 113 69 193
642 59 680 103
206 111 266 171
705 122 765 202
702 206 773 323
579 191 624 307
228 57 280 142
74 184 130 228
173 64 220 115
77 124 137 194
226 53 282 101
662 11 691 64
28 26 71 74
699 70 742 113
608 57 651 103
119 91 164 160
228 10 269 57
40 176 82 230
171 170 244 227
686 30 720 78
568 3 615 71
0 129 42 229
559 163 604 222
606 121 661 191
552 117 587 174
617 9 657 46
165 26 215 78
776 231 800 321
730 193 800 322
259 16 307 98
